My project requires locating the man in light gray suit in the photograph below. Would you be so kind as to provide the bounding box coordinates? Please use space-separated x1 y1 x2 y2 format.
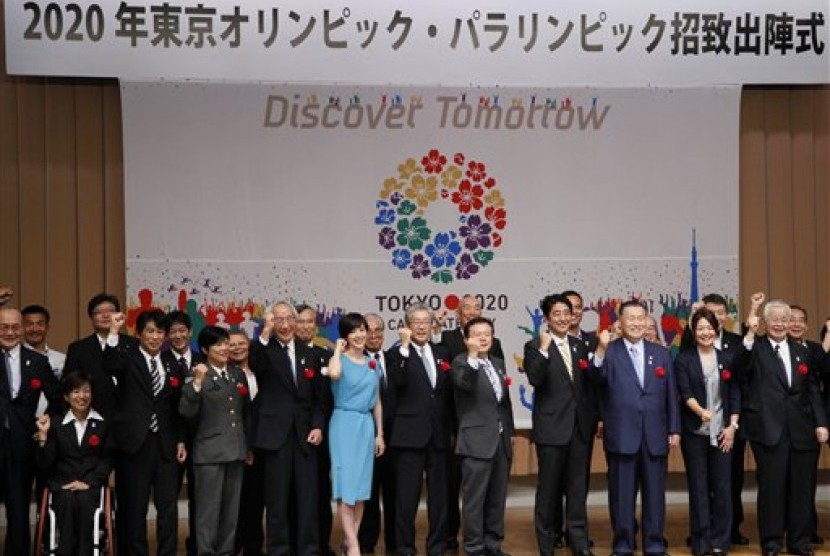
451 316 515 556
179 326 251 556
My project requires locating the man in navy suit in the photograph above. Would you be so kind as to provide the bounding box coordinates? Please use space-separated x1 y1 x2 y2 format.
589 300 680 556
0 307 62 556
386 303 454 556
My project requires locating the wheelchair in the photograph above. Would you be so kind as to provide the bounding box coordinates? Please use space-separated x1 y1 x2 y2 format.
34 485 116 556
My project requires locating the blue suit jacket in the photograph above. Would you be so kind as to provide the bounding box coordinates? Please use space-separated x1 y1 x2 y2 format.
590 338 680 456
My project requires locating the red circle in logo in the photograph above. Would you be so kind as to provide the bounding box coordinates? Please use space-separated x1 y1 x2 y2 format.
444 294 460 311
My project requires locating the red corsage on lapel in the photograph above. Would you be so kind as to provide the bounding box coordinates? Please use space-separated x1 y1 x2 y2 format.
237 383 249 397
303 367 315 379
578 359 589 370
797 362 809 375
654 366 666 378
369 359 377 370
88 434 101 448
168 376 180 388
438 359 451 372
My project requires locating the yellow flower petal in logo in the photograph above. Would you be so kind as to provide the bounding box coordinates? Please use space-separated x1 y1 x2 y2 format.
484 190 505 208
441 165 462 190
397 158 420 179
380 177 399 199
405 174 438 209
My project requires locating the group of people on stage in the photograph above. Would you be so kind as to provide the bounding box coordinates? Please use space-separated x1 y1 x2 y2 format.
1 287 829 556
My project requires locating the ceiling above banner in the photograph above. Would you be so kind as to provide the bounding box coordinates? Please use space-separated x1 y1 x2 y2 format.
4 0 828 85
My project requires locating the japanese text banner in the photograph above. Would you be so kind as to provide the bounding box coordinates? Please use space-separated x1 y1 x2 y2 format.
122 81 740 427
5 0 829 86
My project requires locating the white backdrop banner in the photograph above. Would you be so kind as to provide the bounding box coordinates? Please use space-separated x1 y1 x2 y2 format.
122 82 740 427
6 0 829 85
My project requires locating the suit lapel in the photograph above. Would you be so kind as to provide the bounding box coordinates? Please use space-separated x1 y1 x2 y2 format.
268 340 298 392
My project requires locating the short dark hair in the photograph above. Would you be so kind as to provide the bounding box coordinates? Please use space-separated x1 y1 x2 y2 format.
136 309 168 334
21 304 50 323
701 293 728 310
463 316 494 338
167 310 193 330
619 299 647 316
62 371 92 395
560 290 583 304
790 305 807 320
691 307 720 336
198 325 230 354
87 293 120 317
338 312 368 338
540 294 573 317
295 304 316 316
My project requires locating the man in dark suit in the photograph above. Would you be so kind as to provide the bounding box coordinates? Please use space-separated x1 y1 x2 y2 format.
438 294 504 553
161 310 205 556
358 313 397 556
296 303 336 556
739 295 828 556
589 300 680 556
64 293 135 420
248 301 327 556
452 316 514 556
387 303 454 556
680 293 748 546
0 307 62 556
524 294 598 556
104 309 187 556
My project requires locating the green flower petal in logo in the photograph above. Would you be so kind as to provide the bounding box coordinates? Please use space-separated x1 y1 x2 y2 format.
397 200 417 216
473 250 494 267
396 217 431 251
430 270 453 284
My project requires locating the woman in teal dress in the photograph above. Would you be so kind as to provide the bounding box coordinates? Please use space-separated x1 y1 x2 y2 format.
328 312 385 556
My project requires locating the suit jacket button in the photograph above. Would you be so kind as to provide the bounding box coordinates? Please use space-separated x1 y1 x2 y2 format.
230 409 235 415
231 422 236 427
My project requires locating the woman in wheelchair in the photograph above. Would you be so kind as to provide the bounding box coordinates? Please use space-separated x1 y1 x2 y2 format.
35 371 113 556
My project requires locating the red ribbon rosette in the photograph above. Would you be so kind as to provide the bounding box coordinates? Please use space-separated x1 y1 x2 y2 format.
303 367 315 379
168 376 180 388
237 383 249 397
29 378 42 390
654 366 666 378
798 363 809 375
88 434 100 448
578 359 589 370
439 360 451 372
504 376 513 387
721 369 732 381
369 359 377 370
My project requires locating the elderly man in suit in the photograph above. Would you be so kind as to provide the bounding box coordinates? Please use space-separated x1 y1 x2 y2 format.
524 294 598 556
248 301 327 556
739 294 828 556
589 300 680 556
105 309 187 556
358 313 398 556
387 303 454 556
179 325 250 556
452 316 514 556
0 306 62 556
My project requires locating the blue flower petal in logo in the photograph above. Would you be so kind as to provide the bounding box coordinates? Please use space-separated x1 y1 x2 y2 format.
425 232 462 268
374 207 396 226
391 248 413 270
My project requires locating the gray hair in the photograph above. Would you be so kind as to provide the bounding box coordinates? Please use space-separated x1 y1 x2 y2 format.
763 299 791 322
404 303 433 325
364 313 385 330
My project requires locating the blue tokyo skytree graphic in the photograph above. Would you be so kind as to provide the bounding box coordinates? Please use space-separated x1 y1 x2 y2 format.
689 228 699 303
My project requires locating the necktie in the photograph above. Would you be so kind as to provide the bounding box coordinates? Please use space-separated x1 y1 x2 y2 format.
285 343 296 383
149 357 161 432
178 356 189 376
374 353 386 389
557 340 573 379
629 345 644 387
417 345 436 388
481 359 502 401
3 350 11 397
775 344 790 386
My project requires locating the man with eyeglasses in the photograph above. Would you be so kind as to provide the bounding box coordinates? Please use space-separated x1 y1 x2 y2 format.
386 303 454 556
64 293 136 420
0 307 61 556
740 293 828 556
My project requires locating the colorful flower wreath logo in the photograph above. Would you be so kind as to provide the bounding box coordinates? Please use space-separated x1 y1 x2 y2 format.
375 149 507 283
